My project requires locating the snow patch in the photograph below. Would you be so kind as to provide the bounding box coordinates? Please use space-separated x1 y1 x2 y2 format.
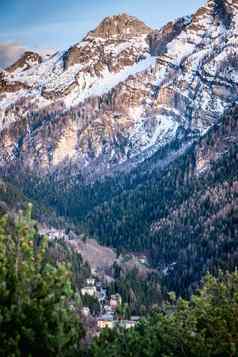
64 54 156 108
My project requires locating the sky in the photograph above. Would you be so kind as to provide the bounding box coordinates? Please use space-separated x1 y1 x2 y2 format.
0 0 205 67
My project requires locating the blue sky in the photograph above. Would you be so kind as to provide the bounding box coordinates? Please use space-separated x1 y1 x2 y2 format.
1 0 205 50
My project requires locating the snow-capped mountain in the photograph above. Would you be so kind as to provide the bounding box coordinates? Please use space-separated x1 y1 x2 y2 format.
1 1 238 178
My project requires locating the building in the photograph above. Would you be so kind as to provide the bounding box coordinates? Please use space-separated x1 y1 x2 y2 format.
81 307 90 317
81 286 97 297
96 281 102 290
138 255 148 265
131 316 140 322
97 314 115 329
97 288 107 303
110 293 122 309
119 320 137 329
104 305 113 314
86 278 95 286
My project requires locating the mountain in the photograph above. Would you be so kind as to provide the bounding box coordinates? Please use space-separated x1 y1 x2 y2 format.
0 0 238 295
1 1 238 178
82 104 238 296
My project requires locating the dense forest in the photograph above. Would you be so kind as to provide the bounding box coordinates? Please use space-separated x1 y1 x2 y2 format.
108 263 162 315
90 271 238 357
1 209 238 356
1 1 238 353
2 104 238 299
0 208 85 356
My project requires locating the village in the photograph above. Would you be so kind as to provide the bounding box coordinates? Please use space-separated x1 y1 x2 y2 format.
80 277 140 331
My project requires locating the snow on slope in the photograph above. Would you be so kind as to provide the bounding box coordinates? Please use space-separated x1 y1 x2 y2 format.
2 33 151 110
64 54 156 108
1 2 238 176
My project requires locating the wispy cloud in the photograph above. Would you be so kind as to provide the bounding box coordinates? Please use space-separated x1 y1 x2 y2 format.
0 42 26 69
0 17 97 52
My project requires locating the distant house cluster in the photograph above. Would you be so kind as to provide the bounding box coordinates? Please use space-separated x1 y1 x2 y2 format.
80 276 140 331
97 316 140 330
81 278 97 297
109 293 122 309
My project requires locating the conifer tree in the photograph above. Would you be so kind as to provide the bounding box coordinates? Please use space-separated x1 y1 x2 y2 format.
0 205 84 356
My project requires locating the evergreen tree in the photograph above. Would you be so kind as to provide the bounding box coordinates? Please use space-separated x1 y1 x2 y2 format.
0 206 84 356
90 271 238 357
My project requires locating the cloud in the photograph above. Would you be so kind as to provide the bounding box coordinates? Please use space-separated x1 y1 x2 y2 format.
0 43 26 69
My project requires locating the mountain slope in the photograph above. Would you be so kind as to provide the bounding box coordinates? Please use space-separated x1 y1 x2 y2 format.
1 1 238 296
1 1 238 179
82 104 238 295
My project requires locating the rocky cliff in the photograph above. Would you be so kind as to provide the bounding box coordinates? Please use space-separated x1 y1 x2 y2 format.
0 1 238 180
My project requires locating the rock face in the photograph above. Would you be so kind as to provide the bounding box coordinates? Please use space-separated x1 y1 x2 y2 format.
86 13 152 39
148 17 190 56
1 1 238 180
6 51 43 73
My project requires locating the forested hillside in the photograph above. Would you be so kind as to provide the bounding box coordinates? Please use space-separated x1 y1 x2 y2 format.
1 208 238 357
84 104 238 296
0 208 85 356
90 271 238 357
3 104 237 298
1 1 238 354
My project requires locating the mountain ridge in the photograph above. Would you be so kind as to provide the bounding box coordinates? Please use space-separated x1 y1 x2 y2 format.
1 0 238 182
1 0 238 297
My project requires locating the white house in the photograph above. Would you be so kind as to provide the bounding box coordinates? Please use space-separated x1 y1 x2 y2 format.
81 307 90 317
119 320 137 329
97 314 115 329
81 286 97 297
86 278 95 286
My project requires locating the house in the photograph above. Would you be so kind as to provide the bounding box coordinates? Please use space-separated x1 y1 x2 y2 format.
81 286 97 297
119 320 137 329
110 293 122 309
86 278 95 286
81 307 90 317
138 255 148 265
91 268 97 276
97 288 107 302
96 282 102 290
131 316 140 322
104 305 113 314
97 314 115 329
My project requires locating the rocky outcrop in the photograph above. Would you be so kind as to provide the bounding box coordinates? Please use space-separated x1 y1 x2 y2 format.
0 72 30 94
148 17 191 56
6 51 42 73
85 13 152 39
63 14 151 72
1 1 238 180
63 46 83 70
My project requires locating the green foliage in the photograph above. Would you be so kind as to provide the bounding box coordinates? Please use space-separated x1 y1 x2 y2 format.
81 294 101 316
4 104 238 301
108 266 162 315
82 106 238 297
115 303 130 320
47 239 91 291
90 271 238 357
0 206 84 356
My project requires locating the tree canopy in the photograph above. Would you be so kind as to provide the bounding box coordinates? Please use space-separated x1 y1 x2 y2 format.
90 271 238 357
0 206 84 357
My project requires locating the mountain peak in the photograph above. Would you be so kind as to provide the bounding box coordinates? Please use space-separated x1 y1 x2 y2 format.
6 51 42 73
190 0 237 32
85 13 152 39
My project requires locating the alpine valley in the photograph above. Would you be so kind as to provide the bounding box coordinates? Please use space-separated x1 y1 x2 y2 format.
1 0 238 299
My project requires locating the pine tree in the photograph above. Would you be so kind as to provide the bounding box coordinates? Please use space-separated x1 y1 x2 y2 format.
0 205 84 356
